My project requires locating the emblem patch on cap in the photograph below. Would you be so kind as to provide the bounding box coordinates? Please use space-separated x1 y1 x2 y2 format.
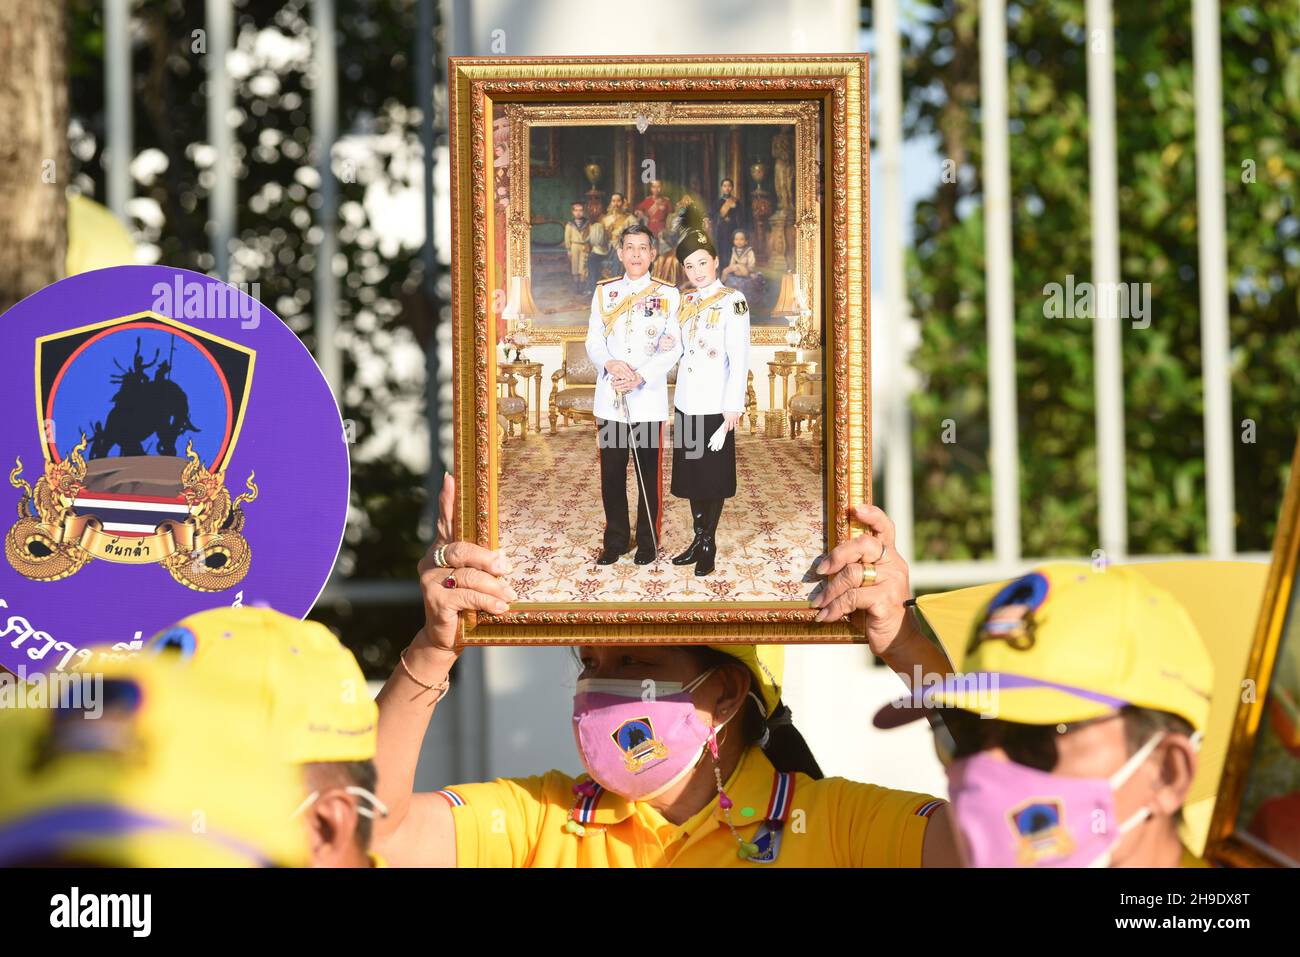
32 676 145 770
147 625 198 659
970 571 1049 653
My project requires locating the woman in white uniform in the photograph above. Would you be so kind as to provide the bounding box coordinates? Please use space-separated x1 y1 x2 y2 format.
669 229 749 576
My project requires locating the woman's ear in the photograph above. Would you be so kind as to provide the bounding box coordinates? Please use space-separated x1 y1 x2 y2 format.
709 664 750 725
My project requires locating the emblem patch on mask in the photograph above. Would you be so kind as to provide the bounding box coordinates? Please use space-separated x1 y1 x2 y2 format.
1006 798 1075 865
611 717 669 773
969 571 1049 653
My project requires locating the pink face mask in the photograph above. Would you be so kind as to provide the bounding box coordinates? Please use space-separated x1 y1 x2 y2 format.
946 732 1164 868
572 671 721 801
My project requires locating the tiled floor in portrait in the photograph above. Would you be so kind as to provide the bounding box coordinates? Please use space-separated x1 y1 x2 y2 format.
497 423 824 602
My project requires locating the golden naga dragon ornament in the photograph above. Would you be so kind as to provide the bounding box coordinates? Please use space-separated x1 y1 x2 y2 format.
7 436 258 592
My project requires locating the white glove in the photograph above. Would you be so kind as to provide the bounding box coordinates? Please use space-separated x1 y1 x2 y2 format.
708 422 728 452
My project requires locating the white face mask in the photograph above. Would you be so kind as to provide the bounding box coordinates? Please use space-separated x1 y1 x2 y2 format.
1087 731 1166 868
574 670 714 701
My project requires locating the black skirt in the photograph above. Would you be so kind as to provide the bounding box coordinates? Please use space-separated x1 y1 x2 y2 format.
671 409 737 499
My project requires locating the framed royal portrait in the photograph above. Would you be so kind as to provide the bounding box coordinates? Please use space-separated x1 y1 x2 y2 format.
1207 435 1300 866
449 55 870 643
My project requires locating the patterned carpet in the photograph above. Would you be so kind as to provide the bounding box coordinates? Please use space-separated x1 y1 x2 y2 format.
498 422 825 603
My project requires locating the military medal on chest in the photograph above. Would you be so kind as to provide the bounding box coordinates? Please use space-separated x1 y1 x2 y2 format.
644 322 659 356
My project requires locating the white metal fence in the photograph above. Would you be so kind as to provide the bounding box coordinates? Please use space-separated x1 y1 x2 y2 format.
92 0 1266 604
873 0 1265 589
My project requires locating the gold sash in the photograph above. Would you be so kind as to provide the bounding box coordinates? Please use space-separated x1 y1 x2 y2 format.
600 283 662 335
680 287 733 343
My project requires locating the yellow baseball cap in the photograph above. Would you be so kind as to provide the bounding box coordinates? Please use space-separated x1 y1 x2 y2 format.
0 656 308 867
711 644 783 716
874 561 1267 855
902 562 1216 731
146 606 376 765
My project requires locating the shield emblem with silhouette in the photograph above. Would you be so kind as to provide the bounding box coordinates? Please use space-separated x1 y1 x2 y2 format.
6 311 258 592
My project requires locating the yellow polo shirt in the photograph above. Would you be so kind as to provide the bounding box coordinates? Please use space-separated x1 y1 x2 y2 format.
1180 846 1209 868
435 745 943 867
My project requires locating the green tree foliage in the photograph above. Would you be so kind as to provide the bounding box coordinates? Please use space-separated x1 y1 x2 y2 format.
872 0 1299 560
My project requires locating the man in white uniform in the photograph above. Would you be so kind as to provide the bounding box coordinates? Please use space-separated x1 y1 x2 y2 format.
585 224 683 565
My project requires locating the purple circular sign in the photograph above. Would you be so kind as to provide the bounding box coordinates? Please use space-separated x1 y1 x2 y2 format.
0 266 349 674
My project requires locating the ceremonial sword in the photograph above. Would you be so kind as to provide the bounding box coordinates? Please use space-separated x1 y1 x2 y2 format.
617 387 658 561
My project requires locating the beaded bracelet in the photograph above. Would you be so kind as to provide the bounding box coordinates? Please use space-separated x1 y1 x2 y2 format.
399 648 451 702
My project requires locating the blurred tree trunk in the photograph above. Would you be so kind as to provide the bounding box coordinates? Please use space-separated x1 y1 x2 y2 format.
0 0 68 313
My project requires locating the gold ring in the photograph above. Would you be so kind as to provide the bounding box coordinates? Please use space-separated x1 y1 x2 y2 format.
432 543 449 568
860 563 878 585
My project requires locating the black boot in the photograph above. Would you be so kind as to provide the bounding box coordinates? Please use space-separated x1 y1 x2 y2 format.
633 540 657 565
672 499 707 565
596 543 629 565
694 499 724 577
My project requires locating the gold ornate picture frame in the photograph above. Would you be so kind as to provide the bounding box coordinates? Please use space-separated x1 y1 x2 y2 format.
449 55 870 644
1207 435 1300 867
